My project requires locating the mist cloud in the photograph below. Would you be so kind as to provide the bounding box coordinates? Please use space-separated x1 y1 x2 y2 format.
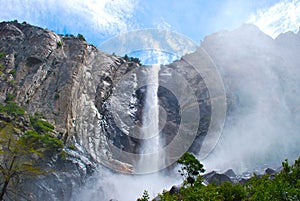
249 0 300 38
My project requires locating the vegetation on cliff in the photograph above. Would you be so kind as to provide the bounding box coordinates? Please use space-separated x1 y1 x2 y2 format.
0 95 64 200
137 154 300 201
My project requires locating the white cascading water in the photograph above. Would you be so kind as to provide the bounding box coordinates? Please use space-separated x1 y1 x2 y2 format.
138 64 163 173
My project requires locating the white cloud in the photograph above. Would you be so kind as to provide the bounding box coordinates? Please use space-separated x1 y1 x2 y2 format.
155 18 172 30
66 0 139 34
0 0 139 44
248 0 300 38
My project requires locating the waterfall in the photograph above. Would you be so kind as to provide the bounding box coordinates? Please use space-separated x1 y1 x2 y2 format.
138 64 163 173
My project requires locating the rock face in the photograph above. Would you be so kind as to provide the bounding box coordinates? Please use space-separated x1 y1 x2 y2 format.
0 21 214 200
203 171 232 185
0 21 141 164
0 21 140 200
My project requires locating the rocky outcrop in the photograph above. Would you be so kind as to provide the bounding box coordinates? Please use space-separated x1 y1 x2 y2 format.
0 21 142 168
203 171 232 185
0 21 141 200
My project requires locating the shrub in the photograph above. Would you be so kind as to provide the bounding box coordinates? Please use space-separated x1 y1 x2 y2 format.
137 190 150 201
5 93 15 102
0 101 25 116
218 182 247 201
9 69 16 76
68 144 76 150
8 80 15 85
23 130 63 153
30 115 55 134
0 52 6 58
77 34 86 41
143 156 300 201
122 54 142 65
57 41 63 47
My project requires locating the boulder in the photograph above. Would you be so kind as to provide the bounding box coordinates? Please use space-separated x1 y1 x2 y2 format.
169 185 181 195
265 168 276 175
224 169 236 178
204 171 232 185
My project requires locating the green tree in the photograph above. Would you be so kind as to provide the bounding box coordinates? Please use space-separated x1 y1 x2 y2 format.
77 34 86 41
123 54 129 61
0 124 43 200
177 152 205 186
218 182 246 201
0 101 64 200
137 190 150 201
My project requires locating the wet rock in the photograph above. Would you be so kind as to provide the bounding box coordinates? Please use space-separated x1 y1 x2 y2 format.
224 169 236 178
169 185 181 195
203 171 232 185
265 168 276 175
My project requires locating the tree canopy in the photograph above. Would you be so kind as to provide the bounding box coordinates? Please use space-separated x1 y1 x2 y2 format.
177 152 205 186
0 99 64 200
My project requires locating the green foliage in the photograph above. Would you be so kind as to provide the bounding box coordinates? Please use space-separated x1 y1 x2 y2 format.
8 80 15 85
123 54 129 61
9 69 16 76
247 158 300 201
33 112 45 119
177 152 205 186
179 182 221 201
0 101 25 116
0 103 65 199
0 95 25 116
23 130 63 156
68 144 76 150
5 93 15 102
144 156 300 201
137 190 150 201
0 124 45 200
57 40 63 47
157 190 178 201
29 114 55 134
217 182 247 201
77 34 86 41
0 52 6 58
123 54 142 65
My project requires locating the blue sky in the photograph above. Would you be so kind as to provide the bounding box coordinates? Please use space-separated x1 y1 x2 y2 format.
0 0 299 49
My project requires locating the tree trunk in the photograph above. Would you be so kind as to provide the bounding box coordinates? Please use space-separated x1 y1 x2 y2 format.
0 179 9 201
0 156 16 200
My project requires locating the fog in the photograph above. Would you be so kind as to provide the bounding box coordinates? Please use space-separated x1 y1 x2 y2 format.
202 25 300 173
74 168 181 201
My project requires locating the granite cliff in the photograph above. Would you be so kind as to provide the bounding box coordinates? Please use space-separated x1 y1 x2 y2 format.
1 21 300 201
0 21 141 200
